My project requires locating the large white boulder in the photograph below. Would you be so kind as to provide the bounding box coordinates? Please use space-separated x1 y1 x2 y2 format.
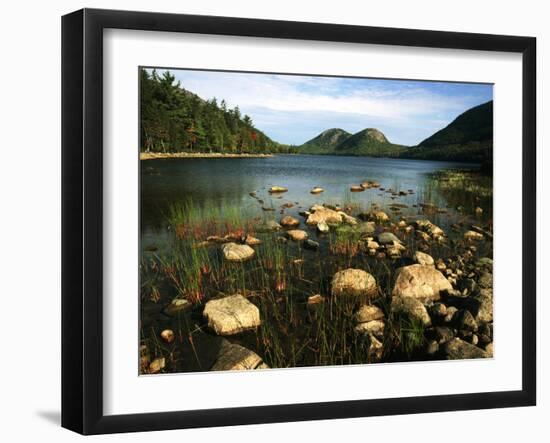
392 264 452 302
221 242 255 262
203 294 261 335
331 269 377 298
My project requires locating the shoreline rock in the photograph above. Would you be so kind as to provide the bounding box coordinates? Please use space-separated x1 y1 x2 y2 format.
286 229 308 242
203 294 261 335
306 205 344 226
221 242 255 262
391 296 432 326
392 264 452 302
211 339 268 371
269 186 288 193
331 269 377 298
280 215 300 228
442 338 489 360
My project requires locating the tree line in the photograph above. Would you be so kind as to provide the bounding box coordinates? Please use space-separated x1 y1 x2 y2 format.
140 69 296 154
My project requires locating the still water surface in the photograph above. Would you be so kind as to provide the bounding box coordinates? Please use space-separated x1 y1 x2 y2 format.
141 154 487 250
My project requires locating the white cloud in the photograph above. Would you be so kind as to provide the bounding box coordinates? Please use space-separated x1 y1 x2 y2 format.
173 71 473 120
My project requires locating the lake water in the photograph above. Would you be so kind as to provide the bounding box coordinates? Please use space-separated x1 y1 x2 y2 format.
141 154 488 251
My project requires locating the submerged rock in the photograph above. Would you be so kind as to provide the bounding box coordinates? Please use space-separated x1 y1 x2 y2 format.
392 264 453 302
442 338 489 360
163 297 191 316
391 296 431 326
245 235 262 246
310 186 324 194
211 339 267 371
350 185 365 192
303 239 320 250
331 269 377 298
280 215 300 228
221 242 255 262
306 205 343 226
361 180 380 189
269 186 288 193
203 294 261 335
256 220 282 232
286 229 308 242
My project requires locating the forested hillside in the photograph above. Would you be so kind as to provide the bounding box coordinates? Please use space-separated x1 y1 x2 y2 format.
140 69 293 154
402 101 493 164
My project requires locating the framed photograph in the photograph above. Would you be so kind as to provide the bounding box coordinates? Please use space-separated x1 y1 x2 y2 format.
62 8 536 435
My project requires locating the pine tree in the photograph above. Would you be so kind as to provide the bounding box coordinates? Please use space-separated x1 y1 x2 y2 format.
139 68 299 154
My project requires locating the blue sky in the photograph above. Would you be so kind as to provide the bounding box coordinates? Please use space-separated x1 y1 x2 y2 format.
160 69 493 146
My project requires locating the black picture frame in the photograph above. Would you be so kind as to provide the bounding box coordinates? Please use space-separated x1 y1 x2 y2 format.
61 8 537 435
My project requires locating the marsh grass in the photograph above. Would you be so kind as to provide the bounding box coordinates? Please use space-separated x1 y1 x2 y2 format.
329 224 364 258
395 316 427 358
168 199 257 240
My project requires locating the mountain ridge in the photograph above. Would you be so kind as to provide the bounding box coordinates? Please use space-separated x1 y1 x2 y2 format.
299 127 405 157
299 128 352 154
297 100 493 163
401 100 493 164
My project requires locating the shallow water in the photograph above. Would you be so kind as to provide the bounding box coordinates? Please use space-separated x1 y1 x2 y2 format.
141 154 489 251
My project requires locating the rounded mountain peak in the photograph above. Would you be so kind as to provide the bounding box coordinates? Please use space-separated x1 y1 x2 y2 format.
362 128 388 143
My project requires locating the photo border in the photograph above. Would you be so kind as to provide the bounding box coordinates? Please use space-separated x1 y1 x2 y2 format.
62 8 536 434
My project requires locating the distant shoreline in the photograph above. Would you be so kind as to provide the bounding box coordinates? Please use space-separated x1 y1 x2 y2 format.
140 152 275 160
